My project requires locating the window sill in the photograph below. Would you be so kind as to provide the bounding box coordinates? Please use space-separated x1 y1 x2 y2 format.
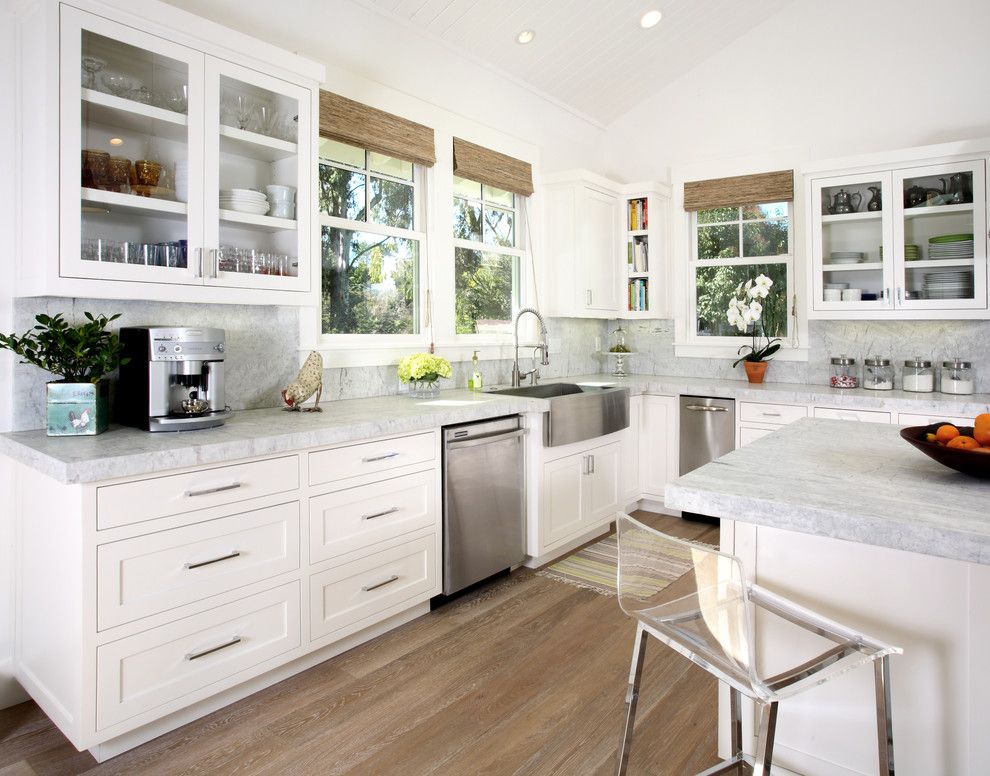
674 342 810 362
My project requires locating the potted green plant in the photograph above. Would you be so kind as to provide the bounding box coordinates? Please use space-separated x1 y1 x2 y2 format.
727 274 782 384
0 312 127 436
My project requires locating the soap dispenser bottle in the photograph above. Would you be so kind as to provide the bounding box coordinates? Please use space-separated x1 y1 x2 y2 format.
469 350 483 391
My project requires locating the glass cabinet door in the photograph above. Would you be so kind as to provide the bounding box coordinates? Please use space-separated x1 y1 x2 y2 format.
60 7 205 283
202 59 311 291
892 160 987 311
811 172 895 312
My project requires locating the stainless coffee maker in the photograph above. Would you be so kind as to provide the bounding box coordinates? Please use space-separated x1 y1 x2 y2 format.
118 327 231 431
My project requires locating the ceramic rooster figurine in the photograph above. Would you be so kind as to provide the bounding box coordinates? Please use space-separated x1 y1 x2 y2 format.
282 351 324 412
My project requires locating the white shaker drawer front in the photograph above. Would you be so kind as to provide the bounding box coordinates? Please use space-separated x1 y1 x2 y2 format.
97 502 300 630
813 406 891 424
308 432 435 486
739 401 808 425
97 582 300 731
309 470 437 565
898 412 974 427
97 456 299 530
310 534 437 641
739 425 776 447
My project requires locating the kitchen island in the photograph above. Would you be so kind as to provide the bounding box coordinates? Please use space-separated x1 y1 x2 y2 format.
665 418 990 776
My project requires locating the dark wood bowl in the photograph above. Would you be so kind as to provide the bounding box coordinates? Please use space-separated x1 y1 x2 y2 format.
900 424 990 479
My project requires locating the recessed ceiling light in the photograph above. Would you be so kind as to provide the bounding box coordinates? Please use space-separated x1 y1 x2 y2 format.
109 137 124 146
640 10 663 28
516 29 535 45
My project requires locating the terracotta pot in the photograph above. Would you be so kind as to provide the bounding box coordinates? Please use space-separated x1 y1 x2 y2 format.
743 361 769 384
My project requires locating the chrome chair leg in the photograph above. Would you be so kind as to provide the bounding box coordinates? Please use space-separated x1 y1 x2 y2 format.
875 655 895 775
617 623 649 776
729 686 743 757
753 701 778 776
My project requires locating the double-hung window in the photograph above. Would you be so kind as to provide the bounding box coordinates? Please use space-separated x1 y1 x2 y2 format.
318 138 426 338
451 176 523 336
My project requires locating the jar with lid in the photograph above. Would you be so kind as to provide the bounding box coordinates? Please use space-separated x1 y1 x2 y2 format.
862 355 894 391
829 356 858 389
939 359 975 395
902 357 934 393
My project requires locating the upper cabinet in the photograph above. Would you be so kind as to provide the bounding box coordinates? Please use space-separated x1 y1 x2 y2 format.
542 171 670 319
17 0 323 305
807 152 988 319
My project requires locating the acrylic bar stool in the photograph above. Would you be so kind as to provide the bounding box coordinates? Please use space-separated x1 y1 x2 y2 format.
614 514 901 776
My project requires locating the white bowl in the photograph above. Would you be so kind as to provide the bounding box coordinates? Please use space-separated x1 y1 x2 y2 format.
841 288 863 301
823 289 842 302
265 184 295 202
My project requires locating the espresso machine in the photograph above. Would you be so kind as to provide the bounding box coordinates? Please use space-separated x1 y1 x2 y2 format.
118 327 231 431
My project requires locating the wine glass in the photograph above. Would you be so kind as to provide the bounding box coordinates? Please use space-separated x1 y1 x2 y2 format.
235 95 253 130
81 56 106 90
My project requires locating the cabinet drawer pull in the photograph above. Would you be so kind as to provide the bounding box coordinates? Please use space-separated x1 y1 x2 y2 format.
761 412 782 417
184 482 242 498
184 550 241 570
362 574 399 592
361 506 400 521
185 635 242 661
589 454 595 474
362 452 400 463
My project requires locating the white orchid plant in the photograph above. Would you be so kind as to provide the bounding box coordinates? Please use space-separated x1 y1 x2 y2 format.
727 274 782 367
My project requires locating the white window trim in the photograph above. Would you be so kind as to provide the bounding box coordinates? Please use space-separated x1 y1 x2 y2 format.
675 202 810 361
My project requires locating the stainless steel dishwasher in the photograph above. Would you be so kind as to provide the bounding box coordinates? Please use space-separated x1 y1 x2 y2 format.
679 395 735 522
442 415 526 596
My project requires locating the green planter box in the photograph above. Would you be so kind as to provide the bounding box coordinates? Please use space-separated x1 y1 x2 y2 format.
47 381 109 436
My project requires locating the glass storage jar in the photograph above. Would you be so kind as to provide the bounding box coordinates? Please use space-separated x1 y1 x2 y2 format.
902 357 935 393
862 355 894 391
829 356 859 389
939 359 975 395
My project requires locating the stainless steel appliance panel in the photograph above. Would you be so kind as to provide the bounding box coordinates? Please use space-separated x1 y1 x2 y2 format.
442 416 526 596
679 395 735 475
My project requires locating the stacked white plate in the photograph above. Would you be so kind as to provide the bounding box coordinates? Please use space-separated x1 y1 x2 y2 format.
828 251 865 264
928 237 974 261
219 188 269 215
923 269 974 299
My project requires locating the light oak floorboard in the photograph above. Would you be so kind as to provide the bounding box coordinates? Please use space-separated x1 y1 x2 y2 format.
0 512 720 776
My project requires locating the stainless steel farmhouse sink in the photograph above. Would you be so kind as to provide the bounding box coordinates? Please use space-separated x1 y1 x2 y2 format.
491 383 629 446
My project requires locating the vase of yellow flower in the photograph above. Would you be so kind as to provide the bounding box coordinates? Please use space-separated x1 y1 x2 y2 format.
397 353 452 398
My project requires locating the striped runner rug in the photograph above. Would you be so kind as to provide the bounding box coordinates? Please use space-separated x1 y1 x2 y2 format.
537 532 718 596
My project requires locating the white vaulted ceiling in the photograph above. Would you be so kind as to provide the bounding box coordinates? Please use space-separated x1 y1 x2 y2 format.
355 0 795 125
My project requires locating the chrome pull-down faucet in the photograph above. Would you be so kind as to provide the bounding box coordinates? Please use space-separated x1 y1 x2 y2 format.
511 308 550 386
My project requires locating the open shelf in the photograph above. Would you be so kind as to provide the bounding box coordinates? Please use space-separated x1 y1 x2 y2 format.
219 209 297 231
903 202 974 219
219 125 297 162
628 229 648 237
822 262 884 272
81 88 187 142
81 187 187 217
904 258 976 269
821 211 883 223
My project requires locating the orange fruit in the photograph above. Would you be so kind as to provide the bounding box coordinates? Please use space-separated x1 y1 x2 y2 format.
947 436 979 450
935 424 960 444
974 414 990 446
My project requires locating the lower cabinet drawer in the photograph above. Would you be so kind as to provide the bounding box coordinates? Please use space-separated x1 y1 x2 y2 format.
813 406 891 424
739 425 776 447
96 582 300 731
898 412 974 427
308 432 435 487
739 401 807 425
309 470 437 565
310 534 437 642
97 502 300 630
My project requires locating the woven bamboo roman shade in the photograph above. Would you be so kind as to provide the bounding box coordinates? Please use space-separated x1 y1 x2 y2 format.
683 169 793 211
319 90 436 168
452 138 534 197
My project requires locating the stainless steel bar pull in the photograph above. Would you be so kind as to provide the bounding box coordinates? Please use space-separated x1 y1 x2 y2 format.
185 635 242 661
184 550 241 570
761 412 782 418
362 452 400 463
589 454 595 474
184 482 242 498
362 575 399 592
361 506 400 521
685 404 729 413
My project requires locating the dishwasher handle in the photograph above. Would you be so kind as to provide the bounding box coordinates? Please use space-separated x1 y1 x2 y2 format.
446 428 526 450
684 404 730 413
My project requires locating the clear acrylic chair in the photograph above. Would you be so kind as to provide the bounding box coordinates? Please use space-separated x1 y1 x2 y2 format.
615 514 901 776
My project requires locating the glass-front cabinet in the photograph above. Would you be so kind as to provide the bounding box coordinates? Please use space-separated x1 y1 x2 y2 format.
56 6 313 298
808 156 988 319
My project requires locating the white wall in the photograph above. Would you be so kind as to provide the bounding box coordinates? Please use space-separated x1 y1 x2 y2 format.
603 0 990 180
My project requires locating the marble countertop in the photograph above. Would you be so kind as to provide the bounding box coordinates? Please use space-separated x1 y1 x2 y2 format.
665 417 990 565
0 390 545 484
3 371 988 485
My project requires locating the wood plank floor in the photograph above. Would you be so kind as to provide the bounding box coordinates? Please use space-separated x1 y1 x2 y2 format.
0 512 721 776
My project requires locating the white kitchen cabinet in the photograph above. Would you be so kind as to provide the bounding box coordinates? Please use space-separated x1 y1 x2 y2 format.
18 0 323 304
738 425 775 447
639 395 678 504
806 144 989 320
898 411 974 426
620 184 671 319
813 406 891 424
620 395 642 503
736 400 808 448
